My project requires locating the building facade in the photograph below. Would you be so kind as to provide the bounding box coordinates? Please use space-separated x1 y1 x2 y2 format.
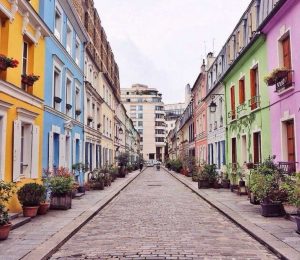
164 102 185 134
262 0 300 171
40 0 88 185
121 84 166 162
0 0 49 211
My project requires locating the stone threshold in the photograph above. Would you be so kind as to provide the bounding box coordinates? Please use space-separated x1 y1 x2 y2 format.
164 167 300 260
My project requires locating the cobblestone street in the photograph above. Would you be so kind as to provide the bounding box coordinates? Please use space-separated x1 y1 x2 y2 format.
51 168 277 260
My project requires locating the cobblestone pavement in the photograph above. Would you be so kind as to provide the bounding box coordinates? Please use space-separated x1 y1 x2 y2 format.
51 168 277 260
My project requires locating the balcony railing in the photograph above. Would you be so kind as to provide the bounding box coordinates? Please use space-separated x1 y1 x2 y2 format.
275 70 294 93
227 110 236 120
248 95 260 110
278 161 298 176
237 102 247 118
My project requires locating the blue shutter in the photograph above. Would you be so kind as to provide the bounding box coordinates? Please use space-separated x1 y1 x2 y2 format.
222 141 226 165
85 142 89 168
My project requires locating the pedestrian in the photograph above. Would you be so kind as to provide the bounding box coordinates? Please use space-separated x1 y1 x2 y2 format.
139 162 143 172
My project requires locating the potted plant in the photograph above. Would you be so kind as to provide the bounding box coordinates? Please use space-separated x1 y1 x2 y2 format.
48 168 74 210
198 164 216 189
251 157 287 217
116 152 129 177
227 164 238 192
75 109 81 116
0 181 16 240
21 74 40 86
37 186 50 215
221 169 230 189
264 67 290 86
17 183 46 217
0 54 18 70
88 170 105 190
283 173 300 233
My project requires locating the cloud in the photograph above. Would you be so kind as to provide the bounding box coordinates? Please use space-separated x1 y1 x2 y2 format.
95 0 250 103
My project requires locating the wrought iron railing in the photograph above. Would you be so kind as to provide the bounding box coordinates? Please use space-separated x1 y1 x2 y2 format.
275 70 294 92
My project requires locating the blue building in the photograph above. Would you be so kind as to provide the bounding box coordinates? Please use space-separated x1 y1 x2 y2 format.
39 0 88 184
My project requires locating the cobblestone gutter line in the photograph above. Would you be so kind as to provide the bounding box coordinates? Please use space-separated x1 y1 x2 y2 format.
164 167 300 260
22 169 145 260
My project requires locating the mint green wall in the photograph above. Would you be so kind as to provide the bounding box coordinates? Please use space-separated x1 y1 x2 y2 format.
224 36 271 169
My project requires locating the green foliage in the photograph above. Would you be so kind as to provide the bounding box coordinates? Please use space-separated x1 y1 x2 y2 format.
169 159 183 173
282 173 300 210
200 164 218 183
0 181 16 226
115 152 129 166
249 157 287 203
49 176 74 197
17 183 46 206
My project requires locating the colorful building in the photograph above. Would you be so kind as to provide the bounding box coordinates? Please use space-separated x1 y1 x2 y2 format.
0 0 50 211
262 0 300 171
39 0 88 184
192 61 207 164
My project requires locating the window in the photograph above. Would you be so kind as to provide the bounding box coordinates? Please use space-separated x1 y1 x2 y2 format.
66 77 72 116
155 137 164 142
75 38 80 65
241 135 247 163
54 5 62 40
126 98 131 102
137 113 143 119
103 115 105 134
230 86 236 119
231 137 237 165
66 22 73 55
53 67 61 110
65 135 71 169
239 78 245 104
137 105 143 111
75 87 80 118
250 66 259 110
155 129 164 134
138 121 143 127
21 41 29 91
253 132 261 164
138 129 143 135
282 35 291 69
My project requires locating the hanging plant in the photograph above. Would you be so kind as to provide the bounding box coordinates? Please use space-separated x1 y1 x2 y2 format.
0 54 19 71
21 74 40 86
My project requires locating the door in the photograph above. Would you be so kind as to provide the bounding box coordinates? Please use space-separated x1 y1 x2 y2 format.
230 86 235 119
286 120 295 162
253 132 261 164
232 138 237 167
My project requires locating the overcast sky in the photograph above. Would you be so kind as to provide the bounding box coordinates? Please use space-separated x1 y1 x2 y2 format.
95 0 250 104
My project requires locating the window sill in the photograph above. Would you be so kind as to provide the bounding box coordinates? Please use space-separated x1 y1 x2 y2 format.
277 86 295 96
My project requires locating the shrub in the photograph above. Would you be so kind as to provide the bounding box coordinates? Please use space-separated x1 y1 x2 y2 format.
17 183 46 207
201 164 218 183
0 181 16 226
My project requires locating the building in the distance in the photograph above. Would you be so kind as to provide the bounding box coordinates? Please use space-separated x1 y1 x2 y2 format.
164 103 185 134
121 84 166 162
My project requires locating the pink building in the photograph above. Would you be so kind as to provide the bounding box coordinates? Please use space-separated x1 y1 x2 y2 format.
262 0 300 171
192 62 207 164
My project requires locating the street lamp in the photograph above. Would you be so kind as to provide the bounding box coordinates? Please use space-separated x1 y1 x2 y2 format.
209 100 217 113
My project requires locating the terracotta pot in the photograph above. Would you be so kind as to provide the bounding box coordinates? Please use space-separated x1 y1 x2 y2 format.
23 206 39 217
0 223 12 240
38 203 50 215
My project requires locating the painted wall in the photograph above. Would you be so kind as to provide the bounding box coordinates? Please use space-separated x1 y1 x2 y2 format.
263 0 300 170
224 37 271 169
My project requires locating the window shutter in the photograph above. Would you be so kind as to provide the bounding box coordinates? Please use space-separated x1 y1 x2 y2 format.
48 132 54 169
282 36 291 69
13 120 21 182
239 80 245 104
79 140 82 163
218 142 221 169
59 134 66 167
222 141 226 165
85 142 89 167
31 125 39 179
72 138 76 164
230 87 235 118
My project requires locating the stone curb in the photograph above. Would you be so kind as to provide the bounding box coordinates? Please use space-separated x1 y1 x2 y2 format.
22 169 145 260
163 167 300 260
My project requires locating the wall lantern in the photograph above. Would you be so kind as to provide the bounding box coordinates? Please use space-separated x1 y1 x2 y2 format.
119 127 124 134
209 101 217 113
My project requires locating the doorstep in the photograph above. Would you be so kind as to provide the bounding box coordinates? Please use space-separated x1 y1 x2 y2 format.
164 167 300 260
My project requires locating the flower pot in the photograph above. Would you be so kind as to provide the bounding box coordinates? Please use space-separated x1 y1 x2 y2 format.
198 179 210 189
221 180 230 189
23 206 39 217
38 203 50 215
54 96 62 103
295 216 300 234
90 181 104 190
0 62 8 71
0 223 12 240
261 202 285 217
50 193 72 210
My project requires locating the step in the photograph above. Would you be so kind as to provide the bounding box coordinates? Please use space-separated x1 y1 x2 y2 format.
11 216 31 230
74 192 85 199
8 212 20 221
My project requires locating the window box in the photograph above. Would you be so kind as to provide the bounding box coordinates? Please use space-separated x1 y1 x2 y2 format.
0 55 18 71
21 74 40 87
75 109 81 116
87 116 93 122
66 103 72 110
97 123 101 129
54 96 62 103
264 68 294 92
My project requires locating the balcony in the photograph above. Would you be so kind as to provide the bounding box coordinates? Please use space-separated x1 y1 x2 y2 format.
237 102 247 118
265 69 294 93
248 95 260 111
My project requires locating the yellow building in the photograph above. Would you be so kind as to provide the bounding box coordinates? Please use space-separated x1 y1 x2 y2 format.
0 0 50 212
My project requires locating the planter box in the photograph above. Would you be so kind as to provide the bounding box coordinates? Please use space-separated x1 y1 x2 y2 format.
221 180 230 189
50 194 72 210
90 182 104 190
198 179 210 189
261 202 285 217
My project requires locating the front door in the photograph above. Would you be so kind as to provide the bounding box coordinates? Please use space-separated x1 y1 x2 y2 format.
286 120 295 162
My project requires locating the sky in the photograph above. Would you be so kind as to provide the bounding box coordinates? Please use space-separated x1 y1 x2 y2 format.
95 0 250 104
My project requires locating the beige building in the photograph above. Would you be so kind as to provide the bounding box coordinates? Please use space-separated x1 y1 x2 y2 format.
121 84 166 162
164 103 185 134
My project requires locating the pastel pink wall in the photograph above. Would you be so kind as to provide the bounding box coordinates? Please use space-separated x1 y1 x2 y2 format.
263 0 300 169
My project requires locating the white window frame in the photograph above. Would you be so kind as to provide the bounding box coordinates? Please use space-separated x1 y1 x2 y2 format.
75 82 81 119
66 21 73 55
75 36 81 65
52 56 64 111
65 71 73 116
54 2 63 41
0 101 12 180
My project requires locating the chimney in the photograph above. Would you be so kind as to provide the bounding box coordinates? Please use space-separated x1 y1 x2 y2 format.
201 59 206 73
185 84 191 107
206 52 215 68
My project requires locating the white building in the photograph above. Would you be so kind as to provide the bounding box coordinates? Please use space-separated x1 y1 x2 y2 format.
121 84 166 162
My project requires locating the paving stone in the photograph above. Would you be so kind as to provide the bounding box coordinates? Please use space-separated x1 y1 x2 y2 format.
51 168 277 259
